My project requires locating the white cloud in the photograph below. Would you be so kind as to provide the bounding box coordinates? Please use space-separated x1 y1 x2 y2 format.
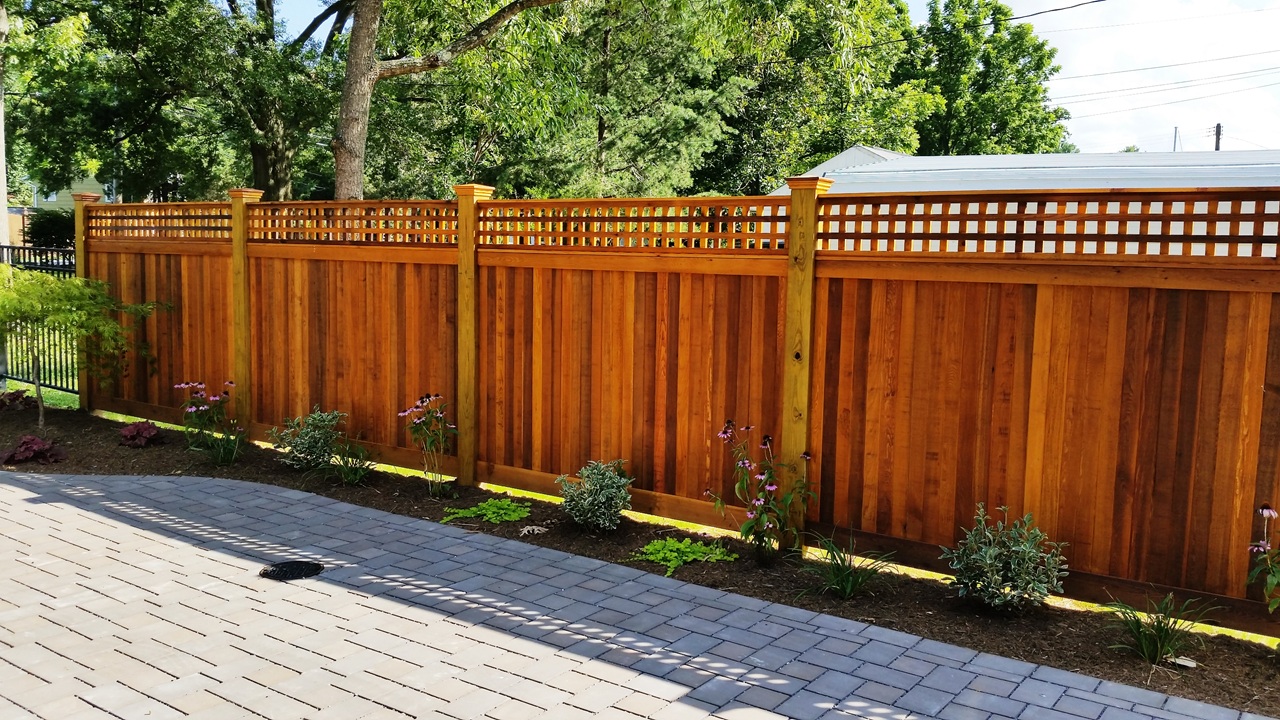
906 0 1280 153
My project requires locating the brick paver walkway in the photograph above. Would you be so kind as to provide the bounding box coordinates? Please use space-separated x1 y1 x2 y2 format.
0 471 1270 720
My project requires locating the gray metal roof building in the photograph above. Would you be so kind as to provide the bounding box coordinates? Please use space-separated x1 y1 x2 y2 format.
771 147 1280 194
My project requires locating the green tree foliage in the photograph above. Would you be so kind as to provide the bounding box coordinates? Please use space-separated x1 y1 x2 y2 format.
898 0 1068 156
692 0 940 195
9 1 339 201
0 266 155 427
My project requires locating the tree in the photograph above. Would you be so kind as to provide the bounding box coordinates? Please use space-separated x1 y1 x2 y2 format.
1121 144 1140 152
1056 139 1079 153
0 266 154 428
691 0 940 195
11 0 340 201
898 0 1068 156
333 0 569 199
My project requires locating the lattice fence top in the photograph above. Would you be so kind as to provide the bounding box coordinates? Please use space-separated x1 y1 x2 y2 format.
818 190 1280 258
248 202 459 244
477 198 791 250
87 203 231 241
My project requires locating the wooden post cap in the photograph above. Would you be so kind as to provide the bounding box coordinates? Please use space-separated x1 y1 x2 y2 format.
228 189 265 201
71 193 103 203
785 177 835 193
452 184 495 200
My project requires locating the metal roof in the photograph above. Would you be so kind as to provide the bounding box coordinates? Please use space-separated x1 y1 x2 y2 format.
771 147 1280 194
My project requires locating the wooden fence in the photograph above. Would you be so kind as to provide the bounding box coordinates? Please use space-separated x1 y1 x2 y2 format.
75 184 1280 630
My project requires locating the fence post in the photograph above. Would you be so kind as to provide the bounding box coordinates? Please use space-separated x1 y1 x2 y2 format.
453 184 495 487
780 176 832 541
228 189 263 426
72 193 102 410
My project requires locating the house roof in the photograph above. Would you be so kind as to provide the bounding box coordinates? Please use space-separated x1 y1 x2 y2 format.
771 147 1280 194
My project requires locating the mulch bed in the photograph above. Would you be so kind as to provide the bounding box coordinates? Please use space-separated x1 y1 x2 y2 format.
4 406 1280 716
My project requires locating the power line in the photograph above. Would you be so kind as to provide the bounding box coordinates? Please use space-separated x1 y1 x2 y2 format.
1073 78 1280 119
1225 135 1273 150
1052 67 1280 105
1038 5 1280 34
1055 49 1280 81
1051 65 1280 101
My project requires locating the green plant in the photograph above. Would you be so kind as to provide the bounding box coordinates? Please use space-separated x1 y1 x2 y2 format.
119 421 163 448
0 266 157 427
2 435 66 464
1249 504 1280 612
25 208 75 248
803 534 894 599
708 420 813 559
401 393 455 496
940 503 1068 611
1106 593 1220 665
268 407 345 474
442 498 531 524
176 381 244 465
629 538 738 577
556 459 633 531
332 440 376 485
0 389 37 410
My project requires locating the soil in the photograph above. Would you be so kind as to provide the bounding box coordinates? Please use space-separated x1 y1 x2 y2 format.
4 407 1280 717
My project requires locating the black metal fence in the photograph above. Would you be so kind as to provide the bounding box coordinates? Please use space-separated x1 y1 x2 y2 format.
2 246 79 393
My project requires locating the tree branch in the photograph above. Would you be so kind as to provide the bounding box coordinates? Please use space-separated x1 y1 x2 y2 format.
322 3 352 56
377 0 564 79
290 0 350 52
226 0 242 18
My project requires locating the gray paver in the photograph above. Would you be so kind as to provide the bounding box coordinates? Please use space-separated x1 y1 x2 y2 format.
0 471 1261 720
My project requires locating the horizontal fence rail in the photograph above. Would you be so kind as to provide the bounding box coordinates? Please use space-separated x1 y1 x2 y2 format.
818 189 1280 257
78 185 1280 630
477 197 791 249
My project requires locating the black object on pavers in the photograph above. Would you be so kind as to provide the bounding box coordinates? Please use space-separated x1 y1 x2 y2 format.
259 561 325 581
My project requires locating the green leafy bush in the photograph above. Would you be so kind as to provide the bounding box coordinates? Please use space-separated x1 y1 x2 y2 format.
442 498 531 524
803 534 894 599
629 538 738 577
940 504 1068 611
25 208 74 248
556 459 633 531
332 440 376 485
1107 593 1219 665
269 407 345 474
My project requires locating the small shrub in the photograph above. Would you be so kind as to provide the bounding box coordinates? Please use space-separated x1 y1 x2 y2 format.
708 420 813 559
557 459 633 532
803 534 894 599
332 440 376 485
268 407 345 474
401 393 455 490
940 503 1068 611
25 208 75 248
629 538 738 577
442 498 531 524
0 389 37 411
177 380 244 465
2 435 66 464
1107 593 1220 665
119 421 163 448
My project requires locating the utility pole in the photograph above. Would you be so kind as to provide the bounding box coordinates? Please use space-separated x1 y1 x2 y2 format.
1215 123 1222 151
1173 127 1179 152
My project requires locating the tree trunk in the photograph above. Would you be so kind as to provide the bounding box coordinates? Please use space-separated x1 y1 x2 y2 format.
30 348 44 429
250 111 297 201
332 0 383 200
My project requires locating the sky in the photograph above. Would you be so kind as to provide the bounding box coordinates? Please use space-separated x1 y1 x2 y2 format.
277 0 1280 155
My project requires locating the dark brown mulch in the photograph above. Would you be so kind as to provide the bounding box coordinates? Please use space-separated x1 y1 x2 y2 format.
4 407 1279 717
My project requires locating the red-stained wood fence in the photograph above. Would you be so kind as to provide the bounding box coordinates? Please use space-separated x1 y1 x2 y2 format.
75 184 1280 631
